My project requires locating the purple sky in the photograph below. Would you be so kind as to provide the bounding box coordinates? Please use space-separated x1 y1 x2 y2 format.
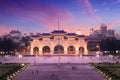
0 0 120 35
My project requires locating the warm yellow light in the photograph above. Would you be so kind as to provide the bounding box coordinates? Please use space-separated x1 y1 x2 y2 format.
18 55 22 58
21 63 25 66
96 45 100 48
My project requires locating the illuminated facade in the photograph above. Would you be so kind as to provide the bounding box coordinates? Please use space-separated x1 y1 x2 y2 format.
30 30 88 55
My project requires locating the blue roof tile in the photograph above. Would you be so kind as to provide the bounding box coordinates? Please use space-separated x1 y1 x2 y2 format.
51 30 66 34
32 35 40 37
41 33 51 36
67 33 77 36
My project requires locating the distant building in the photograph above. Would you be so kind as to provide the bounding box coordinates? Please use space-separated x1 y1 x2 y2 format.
92 30 101 36
35 32 41 36
23 33 28 37
10 30 22 37
116 34 120 40
100 24 107 35
90 24 115 37
29 33 34 37
0 30 22 43
106 29 115 37
90 28 94 35
76 29 81 35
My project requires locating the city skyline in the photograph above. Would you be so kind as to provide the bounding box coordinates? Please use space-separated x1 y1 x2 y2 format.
0 0 120 36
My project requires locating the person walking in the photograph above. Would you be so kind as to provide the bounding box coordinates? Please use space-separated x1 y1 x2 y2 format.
32 71 34 74
37 70 39 74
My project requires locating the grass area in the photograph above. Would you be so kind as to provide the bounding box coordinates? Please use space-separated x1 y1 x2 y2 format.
0 63 29 80
91 62 120 80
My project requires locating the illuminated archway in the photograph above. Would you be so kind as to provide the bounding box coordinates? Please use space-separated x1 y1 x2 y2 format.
42 46 50 54
67 46 75 54
79 47 84 54
33 47 39 55
54 45 64 54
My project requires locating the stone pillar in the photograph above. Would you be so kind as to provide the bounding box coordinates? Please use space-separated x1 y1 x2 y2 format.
39 51 42 55
30 51 33 55
30 47 33 55
84 45 88 55
39 47 42 55
50 51 53 55
51 47 54 55
64 47 67 54
75 47 79 55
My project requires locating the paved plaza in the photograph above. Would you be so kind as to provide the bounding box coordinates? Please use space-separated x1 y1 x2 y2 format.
14 63 106 80
0 55 120 80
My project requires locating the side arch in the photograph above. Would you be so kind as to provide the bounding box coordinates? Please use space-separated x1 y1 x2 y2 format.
33 47 39 55
42 46 50 54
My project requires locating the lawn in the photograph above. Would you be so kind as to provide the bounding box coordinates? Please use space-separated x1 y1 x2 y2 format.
0 63 28 80
91 62 120 80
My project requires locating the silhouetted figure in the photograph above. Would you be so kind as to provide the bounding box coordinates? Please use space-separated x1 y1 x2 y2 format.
72 66 75 70
51 73 54 77
37 70 39 74
32 71 34 74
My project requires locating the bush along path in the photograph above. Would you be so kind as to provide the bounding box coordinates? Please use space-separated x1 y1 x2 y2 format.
0 63 29 80
91 62 120 80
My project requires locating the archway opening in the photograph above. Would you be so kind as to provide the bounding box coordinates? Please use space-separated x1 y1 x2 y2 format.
42 46 50 54
54 45 64 54
33 47 39 55
67 46 75 54
79 47 84 55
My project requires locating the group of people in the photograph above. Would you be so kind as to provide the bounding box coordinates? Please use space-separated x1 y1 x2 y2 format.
32 70 39 74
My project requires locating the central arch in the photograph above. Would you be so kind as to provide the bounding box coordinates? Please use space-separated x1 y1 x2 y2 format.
54 45 64 54
33 47 39 55
67 46 75 54
79 47 84 55
42 46 50 54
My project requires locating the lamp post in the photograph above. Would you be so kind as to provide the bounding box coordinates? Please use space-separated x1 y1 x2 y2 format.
58 47 61 68
96 45 100 51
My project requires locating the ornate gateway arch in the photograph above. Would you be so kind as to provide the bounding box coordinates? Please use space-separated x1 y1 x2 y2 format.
30 30 88 55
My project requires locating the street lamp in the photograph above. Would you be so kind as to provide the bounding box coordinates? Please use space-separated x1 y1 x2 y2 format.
57 44 62 68
18 55 22 58
96 45 100 51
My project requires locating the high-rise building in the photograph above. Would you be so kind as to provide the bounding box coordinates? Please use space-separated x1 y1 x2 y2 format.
107 29 115 37
90 24 115 37
76 29 81 35
100 24 107 35
90 28 94 35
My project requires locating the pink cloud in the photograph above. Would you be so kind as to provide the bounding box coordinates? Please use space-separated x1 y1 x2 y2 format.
0 24 14 36
106 20 120 29
0 1 72 31
78 0 93 15
77 0 101 22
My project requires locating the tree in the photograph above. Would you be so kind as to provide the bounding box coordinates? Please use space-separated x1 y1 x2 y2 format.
0 38 19 55
21 36 30 47
100 38 120 53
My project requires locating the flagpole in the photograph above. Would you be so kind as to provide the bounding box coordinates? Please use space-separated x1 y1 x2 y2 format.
58 16 61 68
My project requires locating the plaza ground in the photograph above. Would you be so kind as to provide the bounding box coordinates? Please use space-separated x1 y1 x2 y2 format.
14 63 106 80
0 55 120 80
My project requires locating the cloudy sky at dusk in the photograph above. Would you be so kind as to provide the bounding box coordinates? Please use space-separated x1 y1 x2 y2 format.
0 0 120 35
